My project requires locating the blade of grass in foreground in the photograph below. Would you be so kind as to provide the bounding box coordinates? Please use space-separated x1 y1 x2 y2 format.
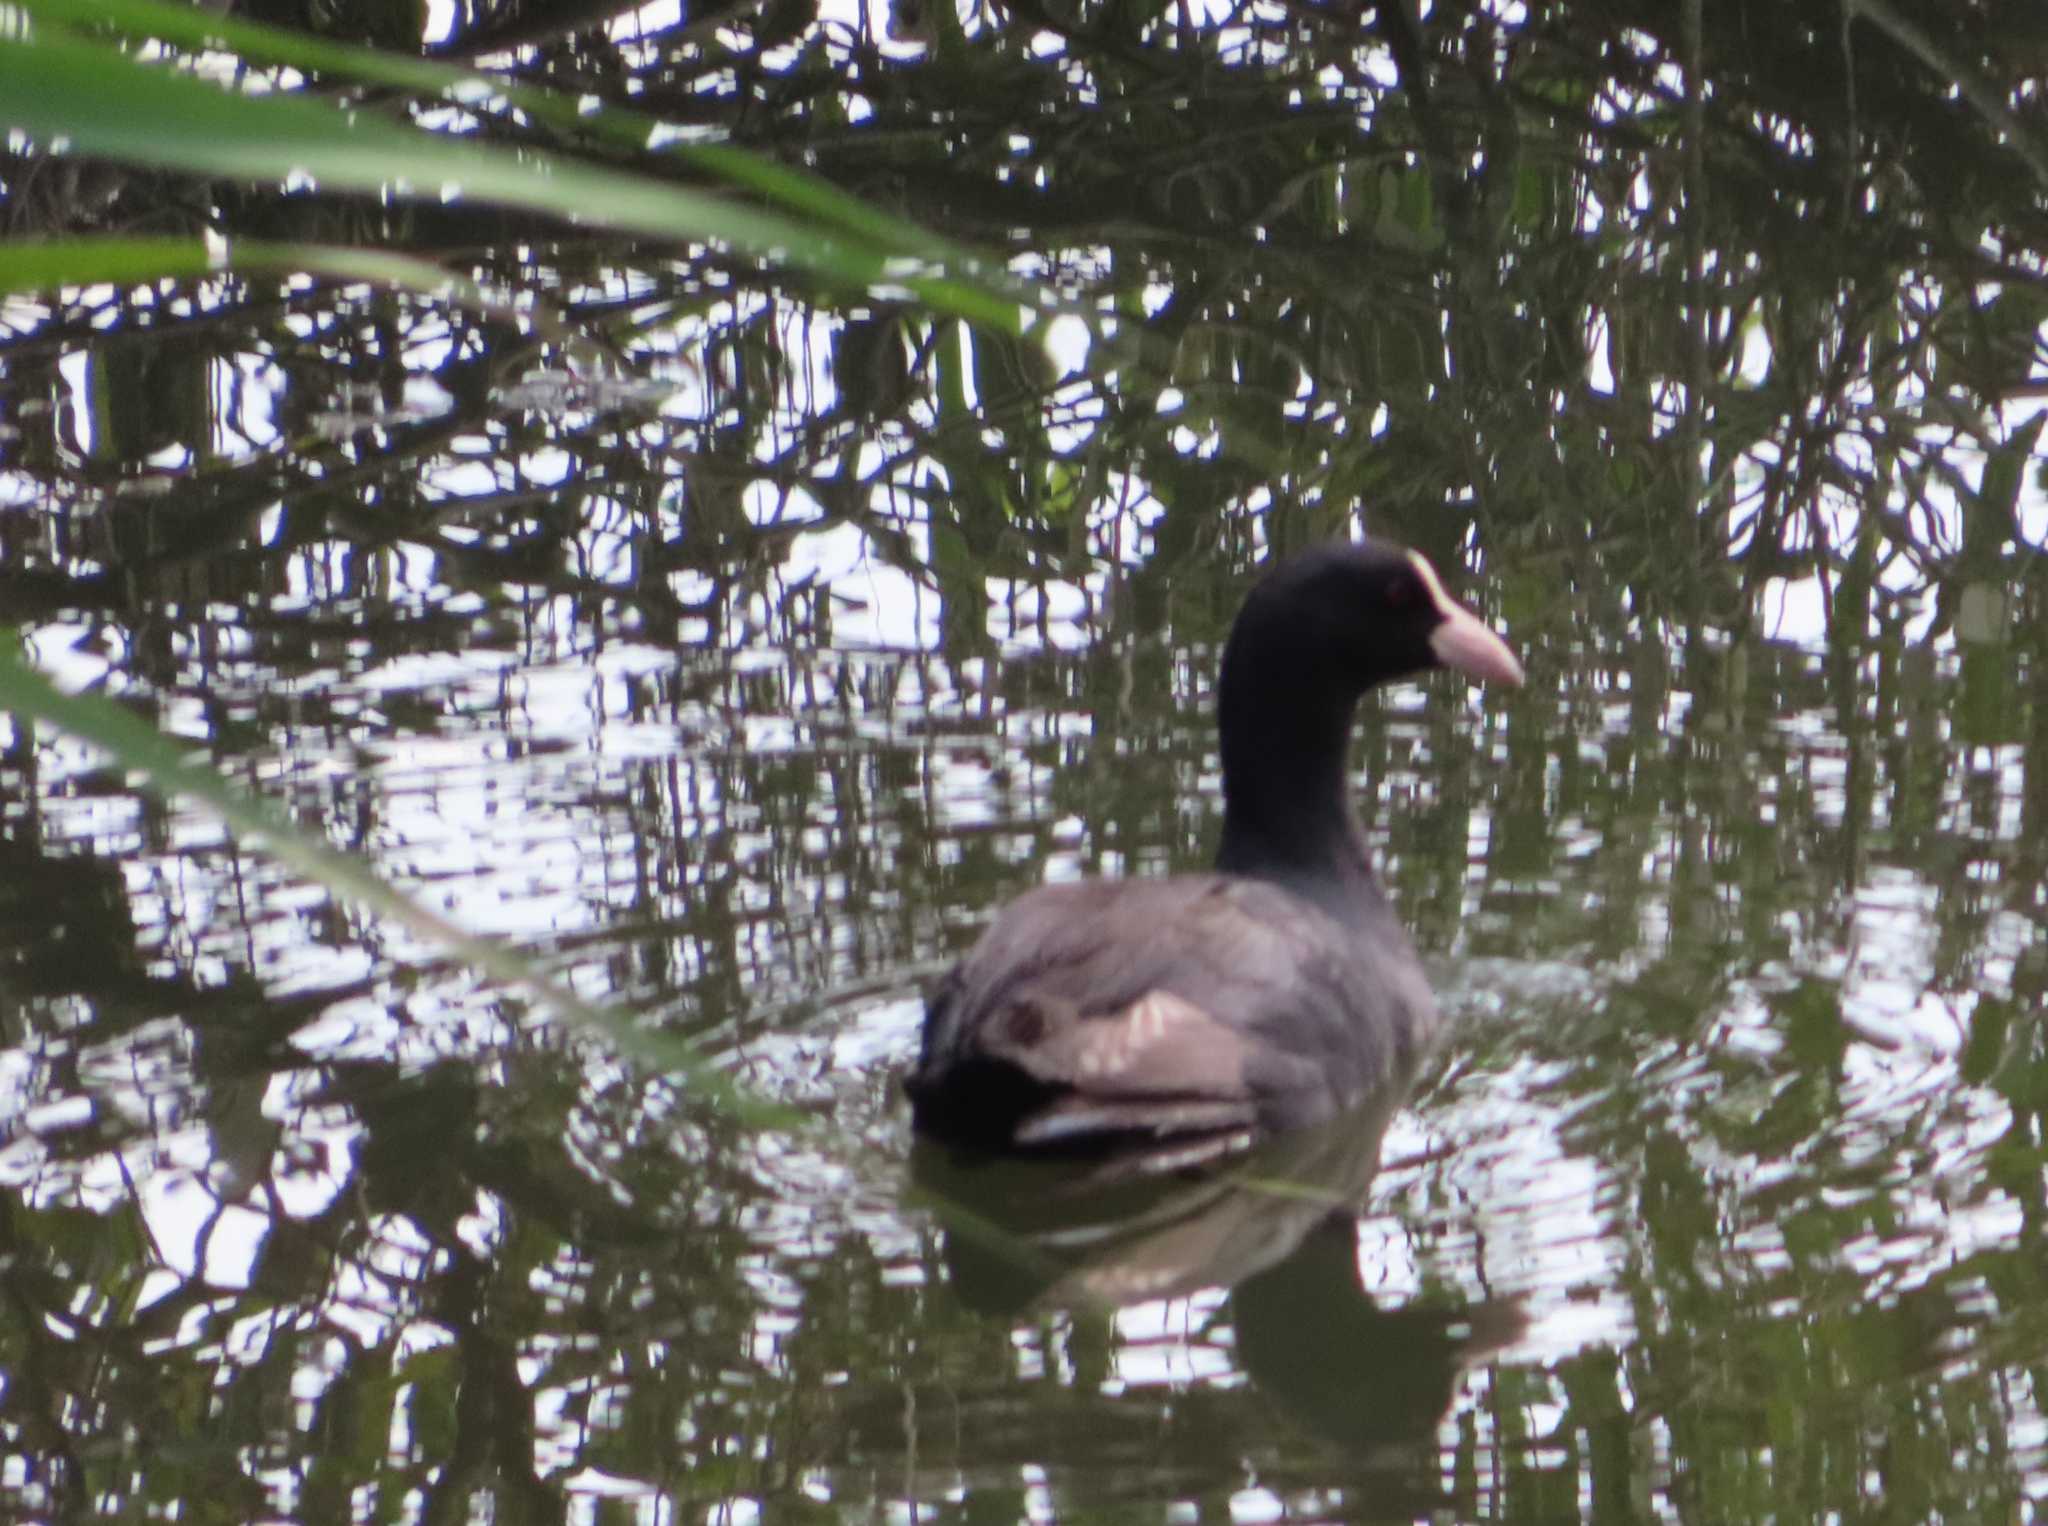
0 633 800 1131
0 29 1023 330
15 0 1031 306
0 236 580 337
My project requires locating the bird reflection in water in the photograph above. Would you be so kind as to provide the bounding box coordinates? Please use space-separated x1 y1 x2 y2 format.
910 1071 1528 1462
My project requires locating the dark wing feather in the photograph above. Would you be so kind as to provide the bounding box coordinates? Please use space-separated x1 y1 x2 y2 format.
908 875 1438 1151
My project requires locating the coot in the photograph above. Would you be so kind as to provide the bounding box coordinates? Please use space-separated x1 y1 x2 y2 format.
906 539 1523 1155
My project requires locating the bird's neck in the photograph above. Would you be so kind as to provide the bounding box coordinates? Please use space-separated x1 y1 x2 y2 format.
1213 682 1386 923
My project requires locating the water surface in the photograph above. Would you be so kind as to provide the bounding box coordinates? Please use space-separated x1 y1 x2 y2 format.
5 0 2048 1517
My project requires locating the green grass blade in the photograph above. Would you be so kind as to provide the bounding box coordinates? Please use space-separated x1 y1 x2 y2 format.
0 235 217 292
0 236 569 332
0 28 1023 328
0 633 801 1131
21 0 1005 273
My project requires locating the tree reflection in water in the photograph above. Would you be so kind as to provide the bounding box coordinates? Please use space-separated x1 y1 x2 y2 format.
2 0 2047 1518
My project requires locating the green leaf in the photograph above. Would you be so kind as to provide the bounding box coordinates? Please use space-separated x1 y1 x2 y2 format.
20 0 1004 278
0 633 800 1130
0 25 1024 328
0 236 570 333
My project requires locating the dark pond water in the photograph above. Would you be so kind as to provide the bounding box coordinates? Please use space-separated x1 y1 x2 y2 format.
5 0 2048 1520
5 495 2044 1520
